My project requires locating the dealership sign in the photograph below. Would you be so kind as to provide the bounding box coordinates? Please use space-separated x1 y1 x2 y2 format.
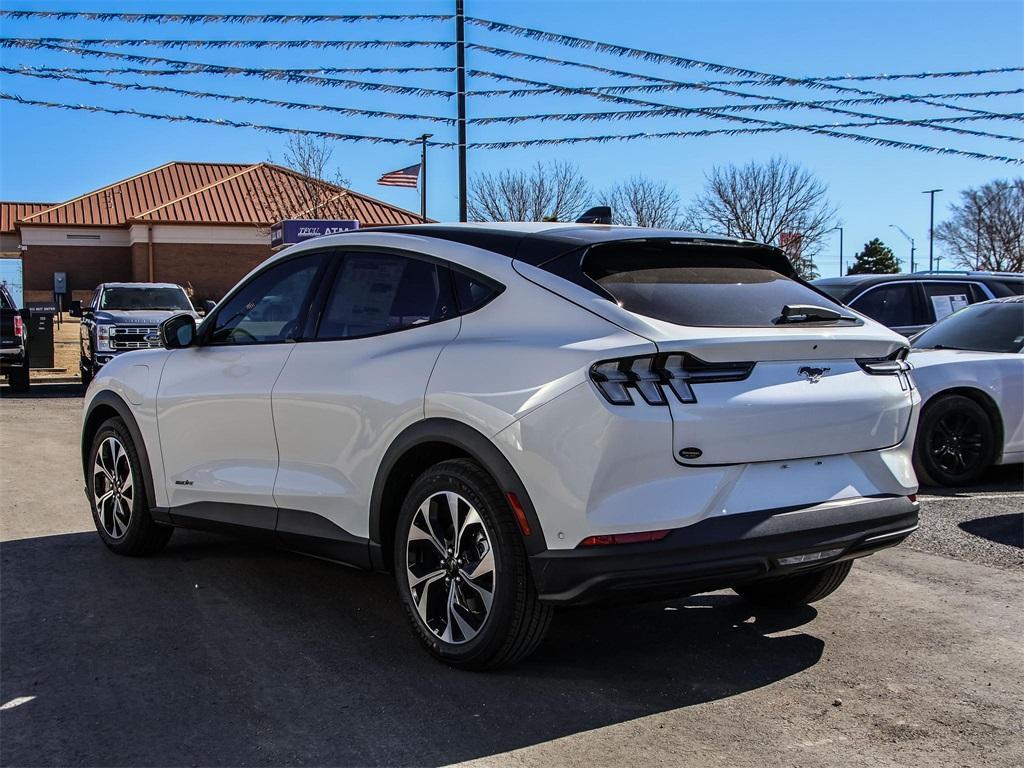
271 219 360 248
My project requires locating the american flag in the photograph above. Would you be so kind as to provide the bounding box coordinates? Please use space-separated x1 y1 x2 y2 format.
377 163 421 189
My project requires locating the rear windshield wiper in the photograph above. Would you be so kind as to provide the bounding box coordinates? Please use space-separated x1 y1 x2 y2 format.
776 304 857 324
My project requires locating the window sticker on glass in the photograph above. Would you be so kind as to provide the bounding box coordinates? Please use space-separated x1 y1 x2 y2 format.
931 293 969 322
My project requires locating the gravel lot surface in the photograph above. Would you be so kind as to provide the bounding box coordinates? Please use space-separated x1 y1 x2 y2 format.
1 389 1022 768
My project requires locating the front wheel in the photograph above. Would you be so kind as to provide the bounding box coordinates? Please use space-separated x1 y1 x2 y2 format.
394 459 552 669
734 561 853 608
914 394 997 486
88 417 172 556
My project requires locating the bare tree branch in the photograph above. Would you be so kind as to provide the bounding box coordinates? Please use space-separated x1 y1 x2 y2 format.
468 160 590 222
685 156 838 279
601 176 682 228
257 135 353 232
936 178 1023 272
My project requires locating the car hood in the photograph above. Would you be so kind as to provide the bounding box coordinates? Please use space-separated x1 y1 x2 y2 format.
93 309 197 325
908 348 1019 369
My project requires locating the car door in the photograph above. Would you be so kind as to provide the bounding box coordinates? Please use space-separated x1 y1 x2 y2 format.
849 282 923 336
156 251 328 528
271 249 460 556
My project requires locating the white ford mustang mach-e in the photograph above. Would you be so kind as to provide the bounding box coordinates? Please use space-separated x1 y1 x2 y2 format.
81 223 920 668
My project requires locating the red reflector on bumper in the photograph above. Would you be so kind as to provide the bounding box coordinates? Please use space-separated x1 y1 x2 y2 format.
579 530 670 547
506 492 532 536
908 494 918 503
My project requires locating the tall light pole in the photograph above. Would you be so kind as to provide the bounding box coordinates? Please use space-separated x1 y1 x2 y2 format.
455 0 467 222
889 224 915 273
923 188 942 271
419 133 432 222
833 226 844 275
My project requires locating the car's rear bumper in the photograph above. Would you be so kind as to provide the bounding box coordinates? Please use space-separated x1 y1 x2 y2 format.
529 495 918 605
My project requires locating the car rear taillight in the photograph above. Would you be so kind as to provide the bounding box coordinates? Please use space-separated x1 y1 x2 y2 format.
857 348 913 390
579 529 670 547
590 353 754 406
12 314 23 338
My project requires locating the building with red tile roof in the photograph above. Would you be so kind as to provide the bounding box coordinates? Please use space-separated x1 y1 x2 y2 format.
4 161 425 302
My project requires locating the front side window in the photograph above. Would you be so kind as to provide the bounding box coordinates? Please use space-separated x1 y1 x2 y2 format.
99 286 194 312
317 252 452 340
913 302 1024 353
208 253 324 344
850 284 916 327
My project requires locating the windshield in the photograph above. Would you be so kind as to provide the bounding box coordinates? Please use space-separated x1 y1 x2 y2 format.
913 302 1024 353
100 287 193 312
582 245 853 328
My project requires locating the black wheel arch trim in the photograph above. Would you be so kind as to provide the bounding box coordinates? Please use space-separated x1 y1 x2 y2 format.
368 418 546 570
82 391 158 511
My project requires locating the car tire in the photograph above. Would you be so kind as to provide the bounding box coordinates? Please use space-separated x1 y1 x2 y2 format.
80 359 93 388
88 417 172 556
914 394 997 487
733 561 853 608
394 458 553 670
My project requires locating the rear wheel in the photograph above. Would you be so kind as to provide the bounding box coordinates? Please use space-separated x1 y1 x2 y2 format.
914 394 997 486
734 561 853 608
88 417 172 556
394 459 552 669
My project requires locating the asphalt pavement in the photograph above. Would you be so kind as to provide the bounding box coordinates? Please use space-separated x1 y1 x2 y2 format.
1 389 1021 768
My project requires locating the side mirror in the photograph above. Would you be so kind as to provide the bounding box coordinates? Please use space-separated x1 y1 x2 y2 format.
160 313 197 349
69 300 82 318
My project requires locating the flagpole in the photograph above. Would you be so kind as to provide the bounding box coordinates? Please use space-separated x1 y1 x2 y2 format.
419 133 432 222
455 0 467 222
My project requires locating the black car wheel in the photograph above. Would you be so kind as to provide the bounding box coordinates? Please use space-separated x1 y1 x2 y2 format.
88 417 173 555
914 394 997 486
394 458 552 669
734 561 853 608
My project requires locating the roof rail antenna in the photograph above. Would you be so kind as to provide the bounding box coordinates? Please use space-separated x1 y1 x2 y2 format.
576 206 612 225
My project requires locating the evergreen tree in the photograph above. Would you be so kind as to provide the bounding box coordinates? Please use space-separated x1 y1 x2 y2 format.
847 238 900 274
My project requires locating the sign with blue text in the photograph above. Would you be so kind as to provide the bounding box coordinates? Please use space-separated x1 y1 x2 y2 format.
271 219 360 248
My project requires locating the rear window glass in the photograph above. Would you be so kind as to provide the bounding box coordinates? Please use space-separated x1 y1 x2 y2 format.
582 246 849 328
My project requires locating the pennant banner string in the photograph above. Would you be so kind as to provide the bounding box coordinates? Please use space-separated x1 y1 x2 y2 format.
466 70 1024 143
0 68 456 123
0 10 455 24
464 18 1013 117
3 92 1020 164
3 42 457 96
468 45 1004 118
1 37 455 50
454 72 1024 160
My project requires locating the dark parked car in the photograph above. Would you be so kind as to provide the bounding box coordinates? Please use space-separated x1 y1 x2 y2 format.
813 271 1024 337
0 284 29 390
70 282 199 386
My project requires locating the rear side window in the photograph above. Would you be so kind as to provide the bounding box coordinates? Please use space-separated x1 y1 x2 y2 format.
0 287 12 309
921 282 981 323
850 284 917 327
453 270 501 313
581 245 849 328
317 251 453 340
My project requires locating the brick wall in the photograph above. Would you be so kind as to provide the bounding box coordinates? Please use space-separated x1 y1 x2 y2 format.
138 242 273 303
22 245 132 299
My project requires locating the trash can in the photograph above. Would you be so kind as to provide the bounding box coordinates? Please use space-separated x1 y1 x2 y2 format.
26 303 56 369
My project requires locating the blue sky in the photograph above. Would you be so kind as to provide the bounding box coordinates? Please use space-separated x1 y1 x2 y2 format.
1 0 1021 277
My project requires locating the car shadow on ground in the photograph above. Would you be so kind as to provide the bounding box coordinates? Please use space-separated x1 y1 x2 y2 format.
919 464 1024 497
1 529 823 767
0 382 84 399
959 513 1024 548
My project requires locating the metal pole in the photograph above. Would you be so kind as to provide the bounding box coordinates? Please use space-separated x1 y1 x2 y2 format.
838 227 844 276
419 133 432 222
455 0 467 222
923 188 942 271
888 223 915 273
